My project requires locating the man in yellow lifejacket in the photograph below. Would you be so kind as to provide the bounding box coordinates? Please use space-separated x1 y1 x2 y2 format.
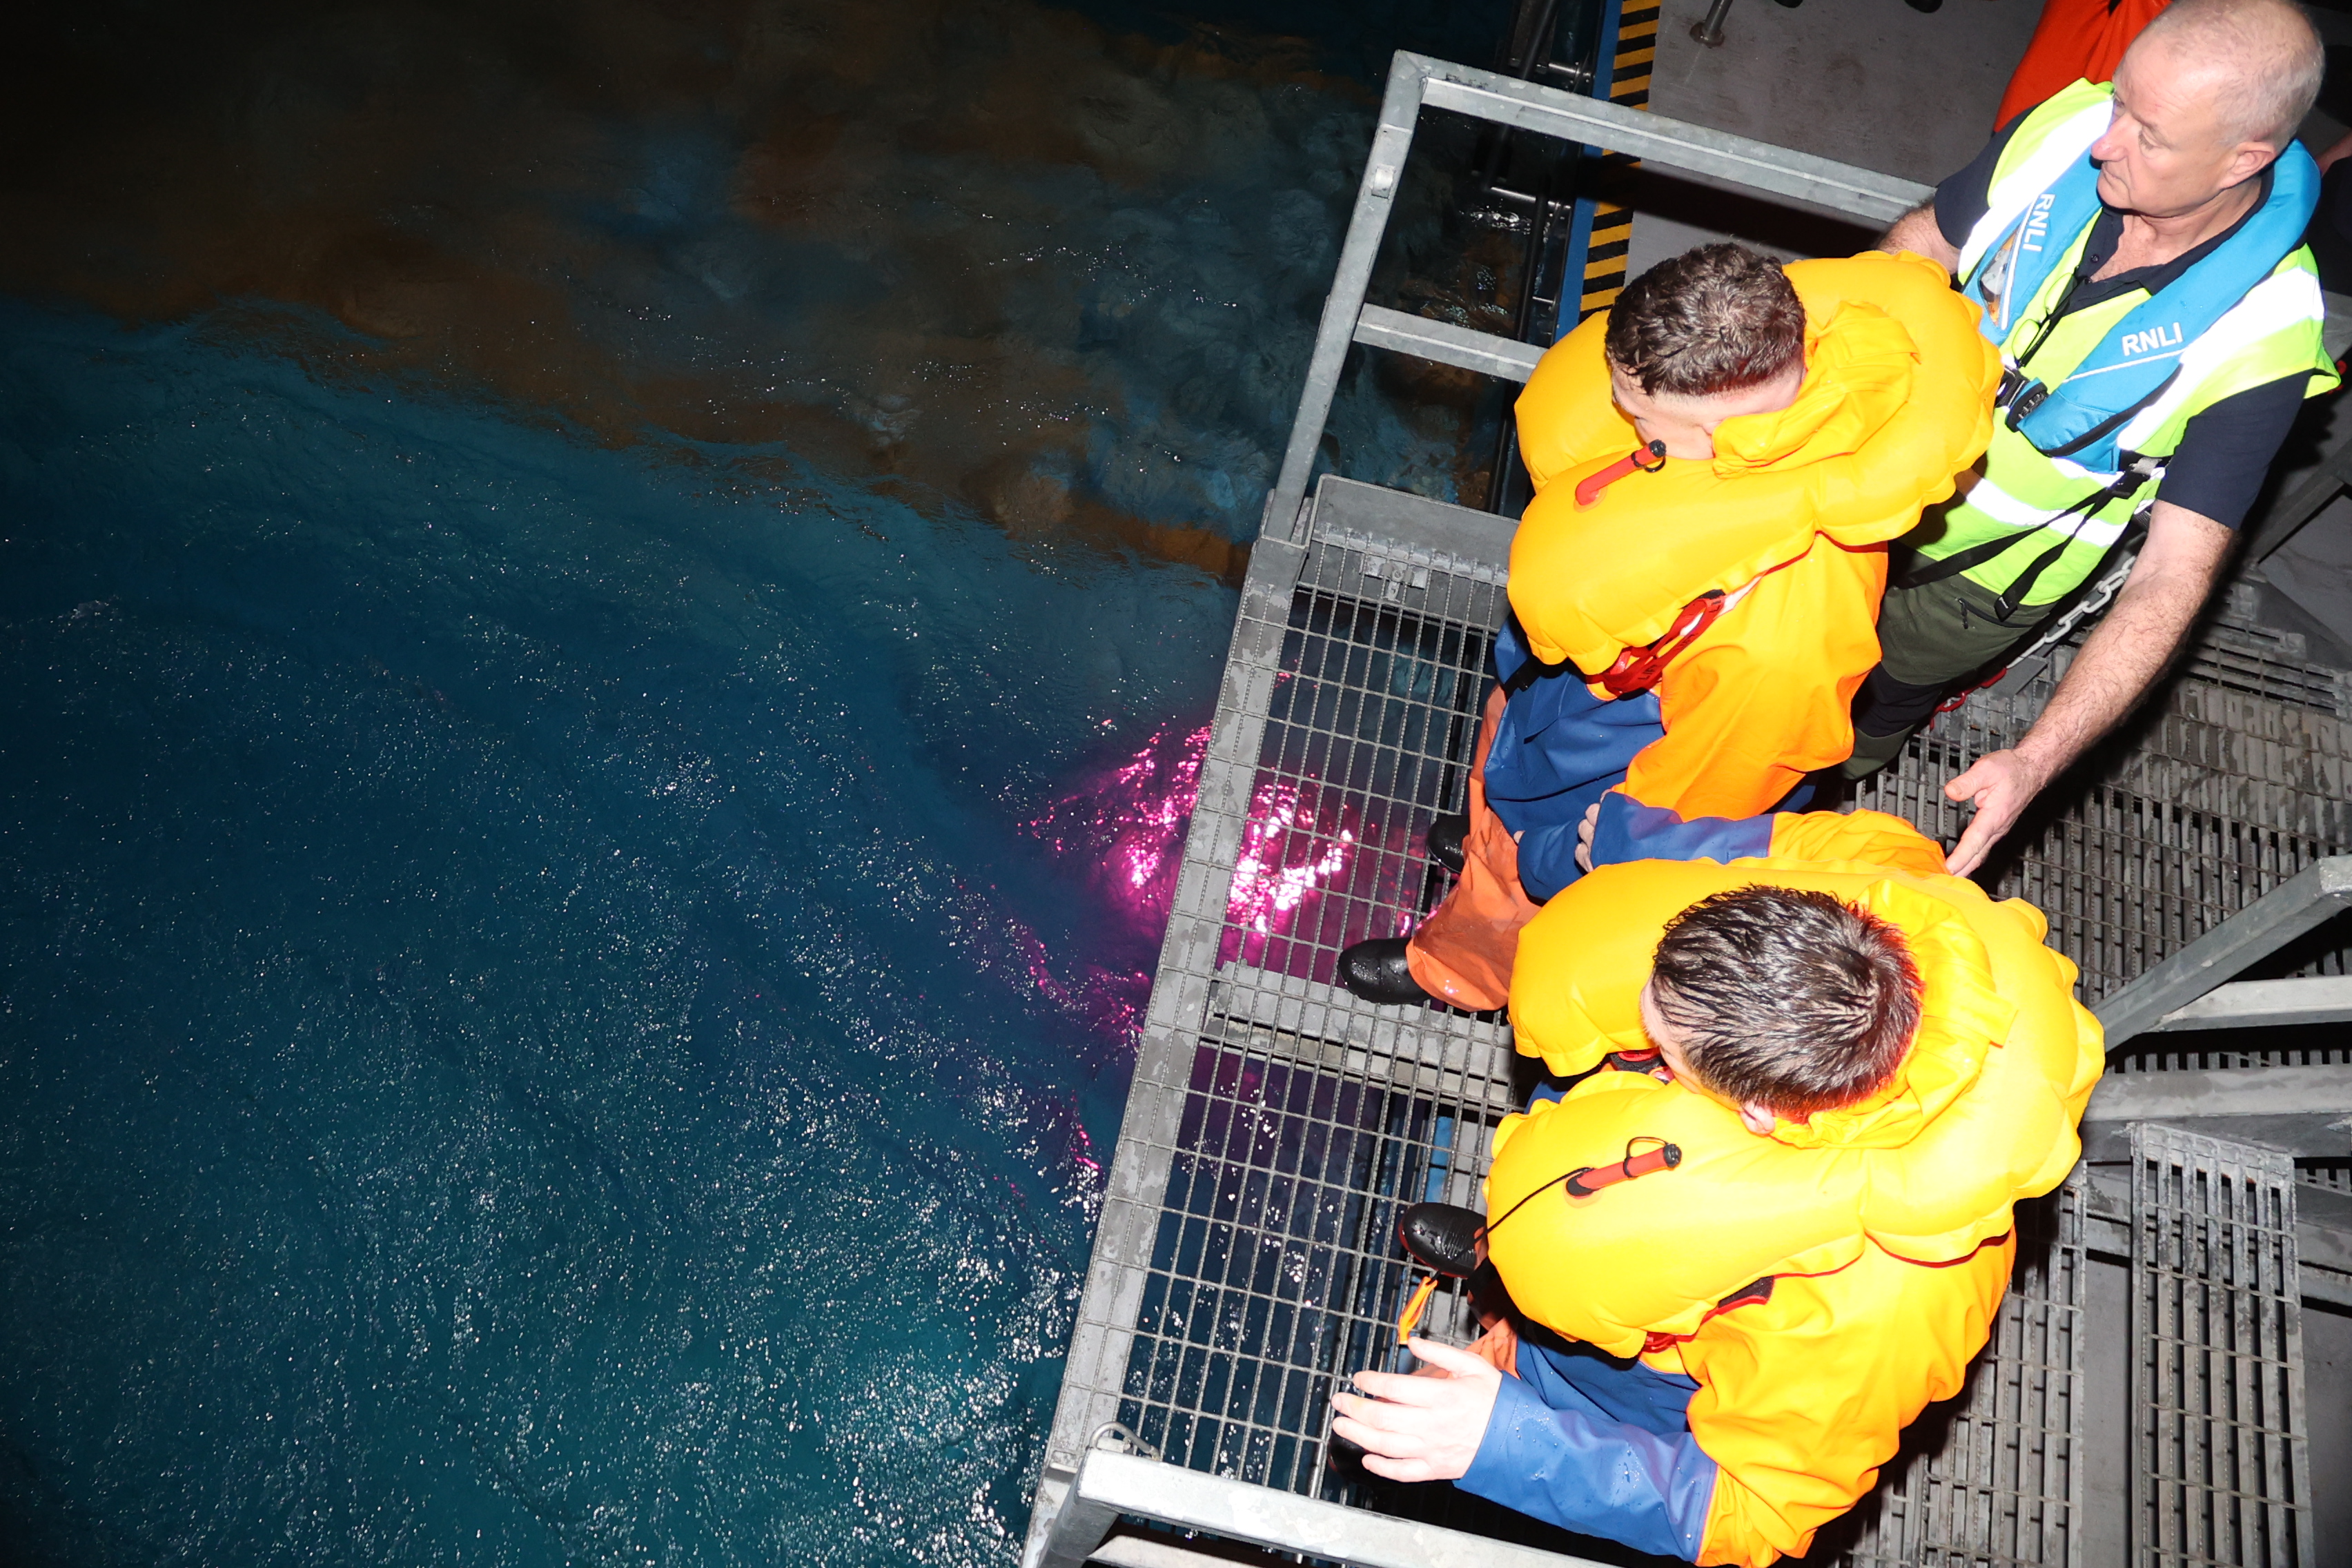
1333 244 1998 1012
1331 808 2101 1567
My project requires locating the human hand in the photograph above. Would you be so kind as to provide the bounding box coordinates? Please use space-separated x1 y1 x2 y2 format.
1575 801 1600 873
2318 128 2352 175
1943 749 2046 877
1330 1337 1502 1483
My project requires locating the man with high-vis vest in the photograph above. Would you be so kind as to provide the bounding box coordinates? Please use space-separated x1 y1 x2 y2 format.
1330 807 2102 1567
1852 0 2335 876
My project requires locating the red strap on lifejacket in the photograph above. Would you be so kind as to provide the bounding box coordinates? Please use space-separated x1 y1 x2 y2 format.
1597 593 1726 698
1562 1141 1682 1198
1574 440 1668 507
1642 1277 1776 1354
1595 551 1808 699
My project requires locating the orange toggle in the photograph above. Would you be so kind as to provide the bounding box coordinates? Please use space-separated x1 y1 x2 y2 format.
1396 1272 1442 1342
1562 1141 1682 1199
1574 440 1667 507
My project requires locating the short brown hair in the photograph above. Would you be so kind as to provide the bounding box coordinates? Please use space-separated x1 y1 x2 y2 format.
1603 243 1806 398
1650 886 1922 1119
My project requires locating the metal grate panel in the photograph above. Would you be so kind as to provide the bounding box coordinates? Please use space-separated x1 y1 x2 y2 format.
1034 478 1526 1525
1854 593 2352 1009
1840 1180 2086 1568
2128 1126 2313 1567
1105 505 1513 1501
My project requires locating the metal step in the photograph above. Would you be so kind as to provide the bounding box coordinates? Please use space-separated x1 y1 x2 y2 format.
1841 1180 2088 1568
2129 1126 2314 1567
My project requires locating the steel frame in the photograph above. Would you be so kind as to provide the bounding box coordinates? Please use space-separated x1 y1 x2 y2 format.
1039 1449 1615 1568
1258 50 1928 550
2095 858 2352 1046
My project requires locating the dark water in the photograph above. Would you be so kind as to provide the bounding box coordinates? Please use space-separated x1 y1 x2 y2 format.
0 1 1503 1562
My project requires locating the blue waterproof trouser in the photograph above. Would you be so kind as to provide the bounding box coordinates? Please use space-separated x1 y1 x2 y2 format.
1480 619 1660 902
1457 1336 1718 1560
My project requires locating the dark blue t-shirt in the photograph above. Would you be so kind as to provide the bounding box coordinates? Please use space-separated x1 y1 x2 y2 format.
1930 119 2310 531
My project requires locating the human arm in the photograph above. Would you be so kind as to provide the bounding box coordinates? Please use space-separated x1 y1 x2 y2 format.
1942 499 2232 876
1331 1337 1501 1482
1579 798 1949 874
1583 794 1770 870
1335 1337 1714 1560
1876 119 2013 277
1879 203 1960 275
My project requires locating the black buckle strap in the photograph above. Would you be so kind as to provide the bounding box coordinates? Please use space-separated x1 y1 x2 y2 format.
1894 453 2162 614
1999 365 2051 431
1500 647 1576 696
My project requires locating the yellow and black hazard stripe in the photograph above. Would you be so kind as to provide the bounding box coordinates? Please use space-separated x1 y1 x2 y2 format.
1577 1 1658 320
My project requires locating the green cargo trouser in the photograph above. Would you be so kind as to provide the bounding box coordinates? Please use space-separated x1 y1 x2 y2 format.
1841 573 2054 780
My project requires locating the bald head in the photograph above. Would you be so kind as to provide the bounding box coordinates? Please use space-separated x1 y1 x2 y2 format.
2128 0 2324 151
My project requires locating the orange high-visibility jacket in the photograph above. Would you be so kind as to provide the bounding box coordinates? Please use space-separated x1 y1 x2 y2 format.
1509 253 2000 819
1488 810 2103 1565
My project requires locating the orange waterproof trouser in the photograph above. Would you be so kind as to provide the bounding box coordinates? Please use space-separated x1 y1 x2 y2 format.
1405 686 1541 1011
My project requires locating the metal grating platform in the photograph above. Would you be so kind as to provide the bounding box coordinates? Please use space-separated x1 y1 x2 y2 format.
1855 591 2352 1010
1844 1180 2088 1568
1035 478 1518 1522
1030 471 2347 1568
2128 1126 2314 1567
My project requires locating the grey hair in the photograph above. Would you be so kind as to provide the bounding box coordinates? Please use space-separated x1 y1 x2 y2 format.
2133 0 2325 151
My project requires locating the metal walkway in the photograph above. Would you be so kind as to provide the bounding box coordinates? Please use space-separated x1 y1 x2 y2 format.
1025 50 2349 1568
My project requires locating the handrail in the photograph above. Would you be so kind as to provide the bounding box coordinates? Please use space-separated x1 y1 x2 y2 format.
1032 1447 1618 1568
2094 856 2352 1046
1260 50 1933 545
1420 68 1929 223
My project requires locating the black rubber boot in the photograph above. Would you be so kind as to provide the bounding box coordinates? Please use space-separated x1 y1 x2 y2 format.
1398 1202 1484 1276
1337 937 1432 1005
1424 812 1470 874
1903 0 1941 10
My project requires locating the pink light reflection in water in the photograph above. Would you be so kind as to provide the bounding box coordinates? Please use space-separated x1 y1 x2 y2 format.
1027 719 1423 998
1018 721 1431 1188
1022 721 1208 939
1218 774 1358 968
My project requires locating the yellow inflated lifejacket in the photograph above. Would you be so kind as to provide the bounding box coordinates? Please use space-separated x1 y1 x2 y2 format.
1484 811 2101 1565
1509 251 2001 676
1486 810 2102 1359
